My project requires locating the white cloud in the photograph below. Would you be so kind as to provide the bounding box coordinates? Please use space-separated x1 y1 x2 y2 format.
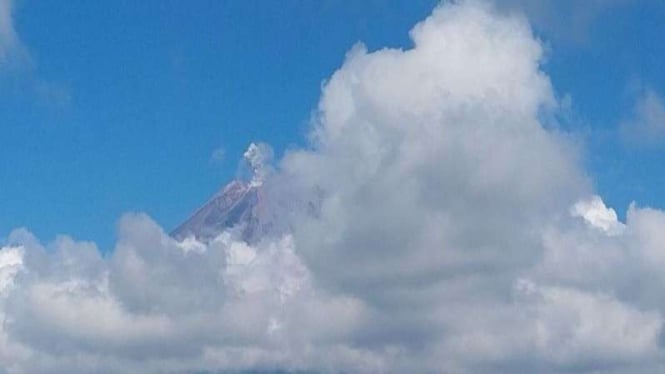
571 195 625 235
1 216 370 372
0 0 69 108
243 142 273 187
279 0 587 306
493 0 632 44
0 0 23 67
209 146 226 165
516 280 662 365
2 1 665 372
621 87 665 147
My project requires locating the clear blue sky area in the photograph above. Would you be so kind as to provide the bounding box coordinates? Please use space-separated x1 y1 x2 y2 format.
1 1 664 250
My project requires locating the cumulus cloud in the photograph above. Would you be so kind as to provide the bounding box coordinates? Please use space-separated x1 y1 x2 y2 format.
2 1 665 372
1 218 370 372
279 0 587 305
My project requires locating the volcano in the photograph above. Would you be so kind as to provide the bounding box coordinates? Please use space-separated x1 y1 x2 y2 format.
171 143 272 243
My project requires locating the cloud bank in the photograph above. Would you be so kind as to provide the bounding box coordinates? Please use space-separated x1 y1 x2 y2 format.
2 1 665 373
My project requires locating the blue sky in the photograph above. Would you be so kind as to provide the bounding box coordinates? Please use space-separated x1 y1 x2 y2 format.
1 0 664 250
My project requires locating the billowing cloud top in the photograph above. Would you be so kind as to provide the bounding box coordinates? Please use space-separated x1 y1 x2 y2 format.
2 1 665 373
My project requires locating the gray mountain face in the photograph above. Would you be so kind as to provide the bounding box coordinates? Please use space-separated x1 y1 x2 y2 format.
171 179 265 243
171 143 273 243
